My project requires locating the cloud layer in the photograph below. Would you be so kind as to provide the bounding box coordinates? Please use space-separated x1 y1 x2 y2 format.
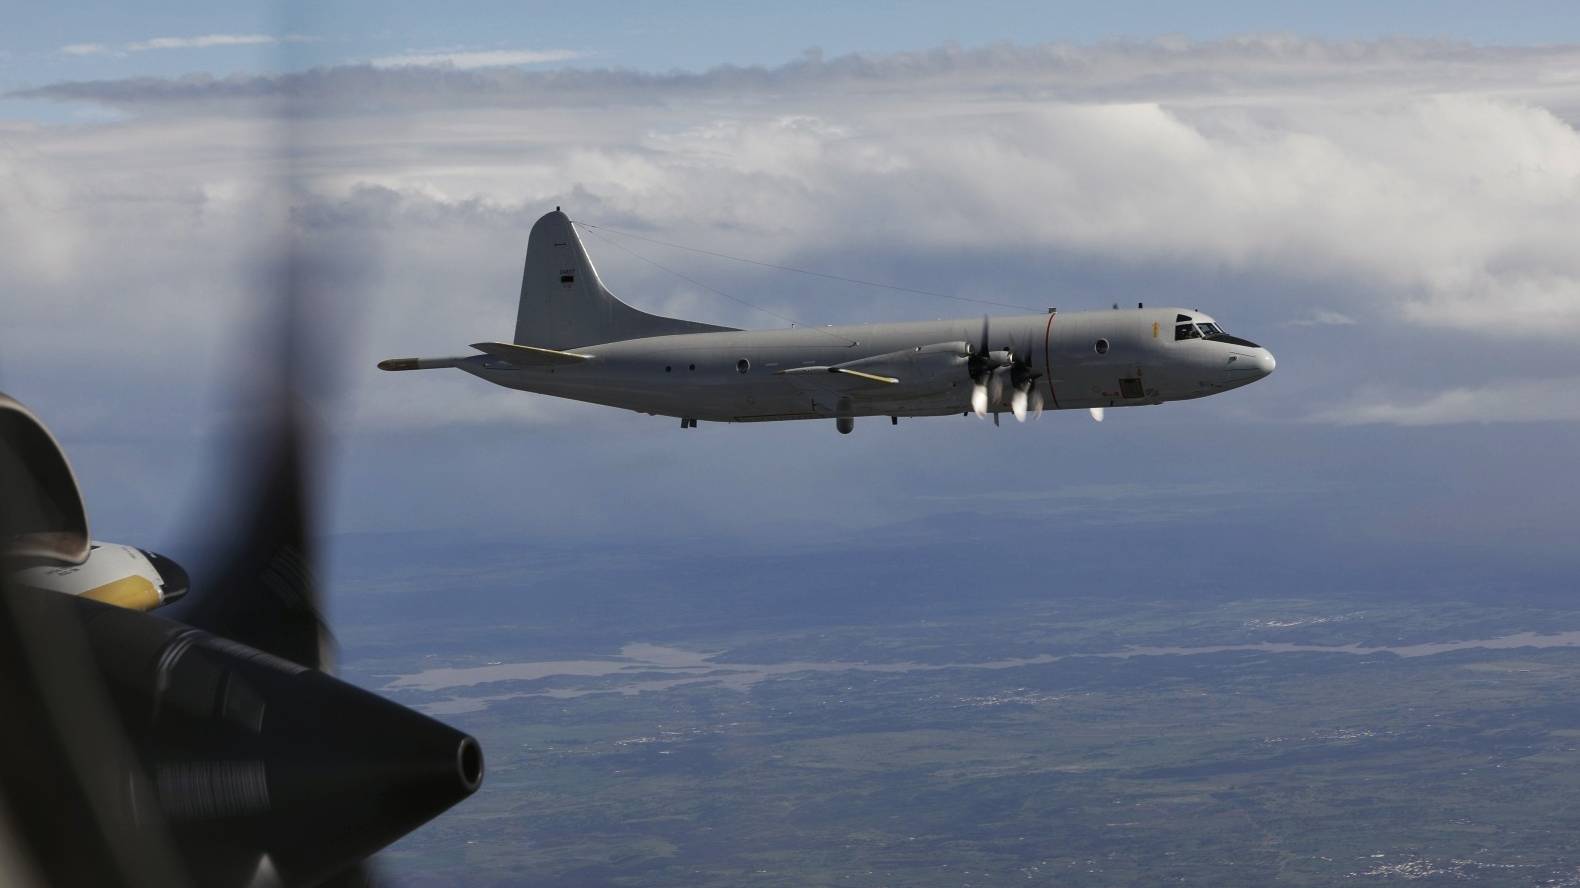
59 33 316 57
368 48 586 70
20 38 1580 113
3 36 1579 554
11 37 1579 351
1311 378 1580 426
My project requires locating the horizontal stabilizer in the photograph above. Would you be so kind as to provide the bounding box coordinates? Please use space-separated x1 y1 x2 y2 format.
378 357 465 372
470 341 594 366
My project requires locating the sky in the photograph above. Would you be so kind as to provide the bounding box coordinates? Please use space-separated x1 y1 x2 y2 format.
3 2 1579 609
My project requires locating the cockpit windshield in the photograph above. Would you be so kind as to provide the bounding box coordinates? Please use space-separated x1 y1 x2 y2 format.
1175 319 1260 348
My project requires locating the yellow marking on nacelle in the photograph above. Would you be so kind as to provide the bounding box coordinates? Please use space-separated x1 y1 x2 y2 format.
80 575 162 611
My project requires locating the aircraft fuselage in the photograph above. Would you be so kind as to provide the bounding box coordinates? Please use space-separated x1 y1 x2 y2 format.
459 306 1275 424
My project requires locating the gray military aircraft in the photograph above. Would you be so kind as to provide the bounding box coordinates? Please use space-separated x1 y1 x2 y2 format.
380 210 1275 433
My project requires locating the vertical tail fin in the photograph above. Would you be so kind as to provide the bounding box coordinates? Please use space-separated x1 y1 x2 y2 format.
513 210 736 348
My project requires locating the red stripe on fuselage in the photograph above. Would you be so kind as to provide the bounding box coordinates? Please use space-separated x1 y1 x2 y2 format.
1042 312 1061 410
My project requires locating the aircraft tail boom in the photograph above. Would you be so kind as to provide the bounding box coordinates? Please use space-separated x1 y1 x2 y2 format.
377 357 467 372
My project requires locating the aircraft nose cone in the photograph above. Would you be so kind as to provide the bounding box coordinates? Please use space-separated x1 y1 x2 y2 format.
1255 349 1276 377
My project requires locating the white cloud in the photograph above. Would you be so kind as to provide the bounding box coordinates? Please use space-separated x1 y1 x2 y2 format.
369 49 585 70
1310 379 1580 426
24 38 1580 114
17 38 1564 342
6 37 1580 442
58 33 314 57
127 34 301 52
1287 310 1357 327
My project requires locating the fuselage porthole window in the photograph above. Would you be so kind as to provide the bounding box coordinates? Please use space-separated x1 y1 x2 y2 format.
689 363 696 371
1175 324 1201 341
736 358 750 374
665 365 672 373
1094 338 1109 355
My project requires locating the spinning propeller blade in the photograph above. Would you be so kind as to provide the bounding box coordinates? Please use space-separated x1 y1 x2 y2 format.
970 316 993 418
0 76 481 885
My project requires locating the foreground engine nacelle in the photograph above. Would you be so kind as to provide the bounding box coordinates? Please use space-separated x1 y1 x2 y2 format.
1 394 186 611
1 391 484 886
37 587 482 886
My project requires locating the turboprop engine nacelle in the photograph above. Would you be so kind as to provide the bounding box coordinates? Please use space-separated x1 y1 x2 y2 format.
1 390 485 886
38 587 484 886
1 394 188 611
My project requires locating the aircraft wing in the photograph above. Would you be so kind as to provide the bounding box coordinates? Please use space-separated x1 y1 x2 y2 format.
779 366 900 385
778 342 969 391
778 343 970 414
777 366 902 414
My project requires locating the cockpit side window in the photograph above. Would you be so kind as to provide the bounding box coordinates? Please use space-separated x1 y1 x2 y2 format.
1197 322 1221 337
1175 324 1202 341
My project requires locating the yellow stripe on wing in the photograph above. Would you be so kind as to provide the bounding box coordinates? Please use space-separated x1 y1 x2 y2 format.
832 368 899 384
